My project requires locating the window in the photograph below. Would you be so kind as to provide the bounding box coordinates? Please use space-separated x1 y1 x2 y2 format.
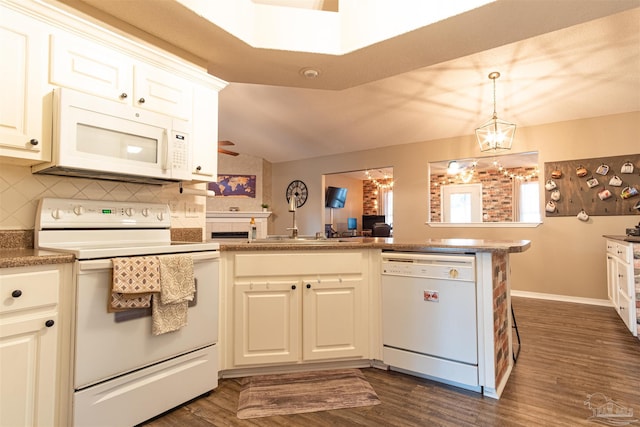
517 181 540 222
383 189 393 227
441 184 482 223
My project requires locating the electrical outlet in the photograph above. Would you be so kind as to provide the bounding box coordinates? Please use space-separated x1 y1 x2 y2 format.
186 204 198 218
169 201 180 218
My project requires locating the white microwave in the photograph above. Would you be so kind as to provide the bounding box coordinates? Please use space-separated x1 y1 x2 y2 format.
33 88 192 184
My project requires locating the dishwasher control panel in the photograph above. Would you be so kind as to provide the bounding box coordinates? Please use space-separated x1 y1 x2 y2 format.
381 253 475 281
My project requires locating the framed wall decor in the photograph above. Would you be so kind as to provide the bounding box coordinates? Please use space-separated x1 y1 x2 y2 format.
544 154 639 217
208 174 256 198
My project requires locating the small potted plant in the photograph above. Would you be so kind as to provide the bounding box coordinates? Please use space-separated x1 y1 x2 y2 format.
261 203 269 212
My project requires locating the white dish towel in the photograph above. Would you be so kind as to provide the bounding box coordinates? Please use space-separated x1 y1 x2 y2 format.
152 255 195 335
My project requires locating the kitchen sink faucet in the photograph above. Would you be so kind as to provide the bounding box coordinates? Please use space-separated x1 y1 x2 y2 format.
287 196 298 238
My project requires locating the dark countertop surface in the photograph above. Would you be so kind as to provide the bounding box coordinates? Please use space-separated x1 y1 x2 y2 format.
603 235 640 243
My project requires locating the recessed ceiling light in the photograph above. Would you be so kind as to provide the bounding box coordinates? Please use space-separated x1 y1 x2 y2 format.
300 68 320 79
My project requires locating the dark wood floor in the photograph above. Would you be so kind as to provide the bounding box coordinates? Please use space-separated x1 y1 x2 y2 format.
142 297 640 426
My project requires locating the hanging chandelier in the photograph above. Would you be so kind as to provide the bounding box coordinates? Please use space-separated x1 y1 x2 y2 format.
475 71 516 152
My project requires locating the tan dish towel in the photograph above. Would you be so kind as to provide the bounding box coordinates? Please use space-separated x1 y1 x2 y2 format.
110 256 161 311
152 255 195 335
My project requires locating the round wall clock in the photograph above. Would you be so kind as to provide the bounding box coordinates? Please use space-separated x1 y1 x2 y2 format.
286 180 308 208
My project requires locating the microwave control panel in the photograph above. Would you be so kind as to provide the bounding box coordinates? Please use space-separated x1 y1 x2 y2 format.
171 131 189 173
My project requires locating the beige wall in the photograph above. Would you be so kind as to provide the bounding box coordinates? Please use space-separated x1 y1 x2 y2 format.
271 112 640 301
206 152 272 212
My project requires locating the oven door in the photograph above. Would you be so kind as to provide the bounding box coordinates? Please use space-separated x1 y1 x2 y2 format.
73 251 219 390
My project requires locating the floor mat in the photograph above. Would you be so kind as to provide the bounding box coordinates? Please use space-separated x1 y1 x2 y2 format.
236 368 381 419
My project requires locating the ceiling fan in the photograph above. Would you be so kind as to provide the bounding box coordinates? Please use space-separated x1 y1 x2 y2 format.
218 140 239 156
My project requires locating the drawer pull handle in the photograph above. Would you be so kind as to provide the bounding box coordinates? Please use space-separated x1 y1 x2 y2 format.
138 97 146 104
11 290 22 298
45 320 55 328
291 285 296 290
306 283 311 289
120 93 128 99
29 138 39 146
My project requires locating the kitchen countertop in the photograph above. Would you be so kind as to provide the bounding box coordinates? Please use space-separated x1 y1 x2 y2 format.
0 231 530 268
0 229 74 268
603 235 640 243
0 248 74 269
215 237 531 253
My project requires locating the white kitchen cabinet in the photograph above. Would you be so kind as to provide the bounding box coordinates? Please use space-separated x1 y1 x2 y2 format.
2 0 226 174
302 277 364 361
605 239 637 336
0 5 51 165
49 32 131 105
228 251 369 367
0 263 72 427
234 280 300 365
49 33 193 120
191 86 219 180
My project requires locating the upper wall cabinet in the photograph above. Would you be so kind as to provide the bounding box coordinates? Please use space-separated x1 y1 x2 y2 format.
49 34 193 120
0 0 227 179
0 7 51 165
191 87 219 179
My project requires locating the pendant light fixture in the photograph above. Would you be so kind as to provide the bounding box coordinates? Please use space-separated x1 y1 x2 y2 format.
475 71 516 152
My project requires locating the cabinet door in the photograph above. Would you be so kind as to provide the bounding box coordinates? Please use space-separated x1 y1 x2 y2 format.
234 281 300 366
191 86 218 180
606 254 618 306
615 259 636 334
133 64 193 119
0 313 58 427
0 8 50 164
302 277 365 361
49 32 132 102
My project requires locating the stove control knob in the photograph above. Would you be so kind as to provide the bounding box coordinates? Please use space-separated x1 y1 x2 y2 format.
51 208 63 220
141 208 150 217
73 205 84 216
124 208 134 216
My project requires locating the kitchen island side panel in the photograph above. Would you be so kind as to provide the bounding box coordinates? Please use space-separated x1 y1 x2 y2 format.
493 251 511 392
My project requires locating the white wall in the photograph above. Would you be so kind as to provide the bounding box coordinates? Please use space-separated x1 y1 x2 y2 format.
270 112 640 300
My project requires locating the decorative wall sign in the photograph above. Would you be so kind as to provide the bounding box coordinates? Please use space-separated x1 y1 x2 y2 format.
544 154 639 217
208 175 256 198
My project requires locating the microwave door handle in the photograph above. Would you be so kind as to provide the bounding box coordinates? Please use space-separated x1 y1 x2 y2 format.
161 129 169 171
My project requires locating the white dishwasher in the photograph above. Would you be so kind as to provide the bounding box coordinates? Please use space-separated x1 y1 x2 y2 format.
381 252 480 391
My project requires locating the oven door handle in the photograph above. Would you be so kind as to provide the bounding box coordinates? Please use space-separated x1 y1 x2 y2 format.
78 251 220 272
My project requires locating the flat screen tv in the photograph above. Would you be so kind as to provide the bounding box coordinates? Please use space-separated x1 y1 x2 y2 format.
325 186 347 208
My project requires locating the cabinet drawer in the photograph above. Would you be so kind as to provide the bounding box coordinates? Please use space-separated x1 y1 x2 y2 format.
234 252 363 278
606 240 632 263
0 268 59 314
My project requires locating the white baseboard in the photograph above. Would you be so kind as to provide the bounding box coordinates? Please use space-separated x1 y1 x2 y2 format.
511 290 611 307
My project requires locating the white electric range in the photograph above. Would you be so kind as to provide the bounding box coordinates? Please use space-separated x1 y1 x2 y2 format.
35 197 220 427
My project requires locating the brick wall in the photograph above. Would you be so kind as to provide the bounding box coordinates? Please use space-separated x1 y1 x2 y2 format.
430 167 538 222
363 178 393 215
492 251 511 387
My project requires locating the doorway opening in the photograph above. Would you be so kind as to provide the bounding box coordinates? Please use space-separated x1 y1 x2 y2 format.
323 168 393 237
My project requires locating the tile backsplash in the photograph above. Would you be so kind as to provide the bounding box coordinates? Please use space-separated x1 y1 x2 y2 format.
0 164 206 236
